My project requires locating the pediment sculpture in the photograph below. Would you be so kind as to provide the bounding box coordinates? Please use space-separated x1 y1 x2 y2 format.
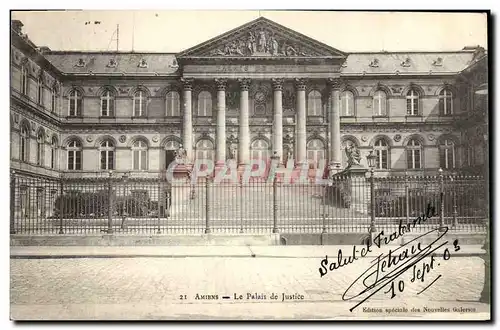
210 28 312 57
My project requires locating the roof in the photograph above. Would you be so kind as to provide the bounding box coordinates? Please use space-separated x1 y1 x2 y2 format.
341 52 476 75
43 52 179 76
178 17 347 59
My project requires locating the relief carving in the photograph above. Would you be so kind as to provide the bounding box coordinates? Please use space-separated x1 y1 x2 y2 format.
210 27 313 57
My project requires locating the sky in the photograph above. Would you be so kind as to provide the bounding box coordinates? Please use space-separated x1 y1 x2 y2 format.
11 10 488 53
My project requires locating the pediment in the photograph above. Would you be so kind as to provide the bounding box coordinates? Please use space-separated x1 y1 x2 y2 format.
178 17 346 59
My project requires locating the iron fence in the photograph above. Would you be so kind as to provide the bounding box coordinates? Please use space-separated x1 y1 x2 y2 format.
10 171 487 235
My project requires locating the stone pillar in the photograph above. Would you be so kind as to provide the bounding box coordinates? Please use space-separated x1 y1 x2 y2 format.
215 78 227 167
238 78 251 166
327 78 343 175
272 78 284 163
181 78 193 163
295 78 307 166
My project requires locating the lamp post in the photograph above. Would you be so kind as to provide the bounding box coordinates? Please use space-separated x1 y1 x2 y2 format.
366 150 377 233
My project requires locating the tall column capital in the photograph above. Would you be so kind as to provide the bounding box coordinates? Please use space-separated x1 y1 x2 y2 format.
238 78 251 91
180 77 194 90
294 78 307 91
327 78 345 90
271 78 284 91
215 78 228 91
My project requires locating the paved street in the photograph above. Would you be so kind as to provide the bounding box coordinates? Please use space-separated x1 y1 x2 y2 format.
10 247 489 320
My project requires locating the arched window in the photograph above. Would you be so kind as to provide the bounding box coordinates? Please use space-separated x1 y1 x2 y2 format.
132 140 148 170
36 131 45 166
51 85 58 113
100 89 115 117
307 139 325 169
20 124 30 162
340 90 354 116
68 89 82 117
196 139 214 162
20 64 28 95
197 91 212 117
166 91 180 117
37 76 43 105
307 90 322 116
251 139 270 161
439 139 455 169
373 90 387 116
341 139 357 168
67 140 82 170
373 138 389 169
406 138 422 169
50 136 58 169
100 139 115 170
406 89 420 116
133 90 148 117
439 89 453 115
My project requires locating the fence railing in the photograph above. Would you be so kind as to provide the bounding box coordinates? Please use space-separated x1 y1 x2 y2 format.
10 171 487 235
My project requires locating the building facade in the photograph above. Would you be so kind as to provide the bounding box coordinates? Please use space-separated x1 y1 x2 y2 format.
10 17 488 181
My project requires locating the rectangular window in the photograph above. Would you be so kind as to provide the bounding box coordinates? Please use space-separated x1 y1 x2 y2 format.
141 151 147 170
69 98 82 117
108 152 114 170
133 150 139 170
406 99 413 115
376 150 388 169
101 151 114 170
68 151 82 170
101 98 109 116
37 83 43 105
51 148 56 169
51 92 56 112
407 150 421 169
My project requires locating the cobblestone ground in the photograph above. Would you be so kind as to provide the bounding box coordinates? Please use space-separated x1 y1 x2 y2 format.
10 256 489 320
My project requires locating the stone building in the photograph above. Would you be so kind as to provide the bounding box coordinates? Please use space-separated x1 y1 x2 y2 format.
10 17 488 182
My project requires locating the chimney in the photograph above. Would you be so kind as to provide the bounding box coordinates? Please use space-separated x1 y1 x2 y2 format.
11 20 23 34
39 46 51 53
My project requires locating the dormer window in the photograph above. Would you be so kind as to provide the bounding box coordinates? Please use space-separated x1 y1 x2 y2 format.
75 58 86 67
401 57 411 67
138 58 148 68
169 58 179 68
369 58 379 67
106 58 117 68
432 57 443 66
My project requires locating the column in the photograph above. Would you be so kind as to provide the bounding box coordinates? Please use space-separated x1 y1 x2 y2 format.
181 78 193 163
295 78 307 166
272 78 284 163
238 78 251 166
328 78 343 173
215 78 227 167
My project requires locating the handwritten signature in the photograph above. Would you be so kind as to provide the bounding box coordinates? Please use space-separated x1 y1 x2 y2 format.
318 203 462 312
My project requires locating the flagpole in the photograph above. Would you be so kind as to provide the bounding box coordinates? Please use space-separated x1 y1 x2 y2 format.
132 12 136 52
116 24 119 51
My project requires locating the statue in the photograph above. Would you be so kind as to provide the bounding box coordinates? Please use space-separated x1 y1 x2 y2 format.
345 144 361 167
257 29 267 53
269 34 279 56
285 147 293 164
247 32 257 54
175 144 187 164
228 145 237 160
